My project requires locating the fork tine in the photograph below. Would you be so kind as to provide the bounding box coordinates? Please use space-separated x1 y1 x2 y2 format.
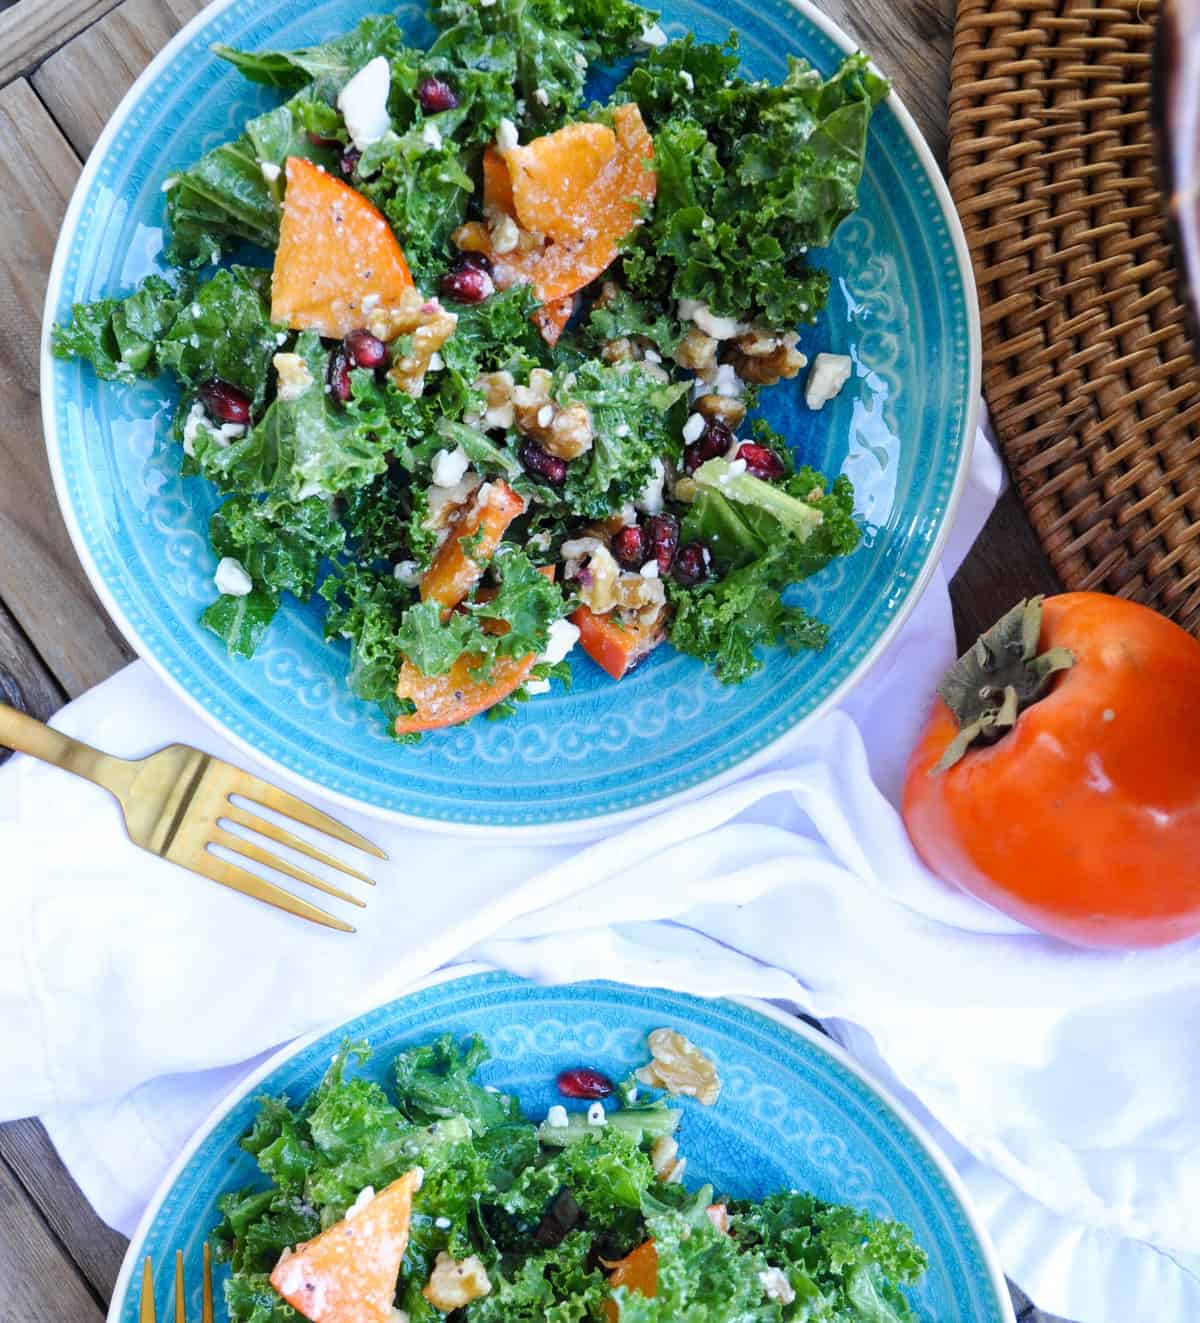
222 803 375 885
140 1257 156 1323
212 829 366 909
202 1243 214 1323
174 1251 187 1323
196 850 355 932
228 777 387 860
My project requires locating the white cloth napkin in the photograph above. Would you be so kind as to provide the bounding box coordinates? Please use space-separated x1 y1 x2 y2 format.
3 427 1199 1323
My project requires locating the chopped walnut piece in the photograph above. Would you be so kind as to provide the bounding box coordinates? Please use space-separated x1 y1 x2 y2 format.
724 329 806 386
674 327 719 374
422 1253 492 1311
475 370 516 429
694 392 747 430
600 336 637 365
613 571 667 629
635 1028 721 1105
513 370 595 459
369 288 459 397
561 537 619 613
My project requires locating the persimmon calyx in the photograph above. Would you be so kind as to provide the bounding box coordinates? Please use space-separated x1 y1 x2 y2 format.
932 596 1074 772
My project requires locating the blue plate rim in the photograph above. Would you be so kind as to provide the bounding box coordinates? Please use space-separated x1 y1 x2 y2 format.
40 0 982 842
101 965 1014 1322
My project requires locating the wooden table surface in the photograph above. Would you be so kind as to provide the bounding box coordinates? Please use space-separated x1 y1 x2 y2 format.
0 0 1067 1318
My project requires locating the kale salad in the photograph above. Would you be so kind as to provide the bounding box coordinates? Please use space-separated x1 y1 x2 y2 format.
214 1032 929 1322
53 0 886 738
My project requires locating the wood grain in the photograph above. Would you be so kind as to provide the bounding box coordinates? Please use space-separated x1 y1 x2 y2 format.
0 0 123 86
0 1153 106 1323
31 0 208 158
0 1120 126 1301
0 80 134 698
0 596 65 763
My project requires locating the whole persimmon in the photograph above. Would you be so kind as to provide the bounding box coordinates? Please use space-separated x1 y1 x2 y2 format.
903 594 1200 948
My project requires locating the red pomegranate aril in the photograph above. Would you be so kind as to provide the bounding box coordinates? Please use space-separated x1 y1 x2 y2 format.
673 542 710 587
646 513 679 574
440 263 495 305
736 441 785 481
344 329 388 369
683 419 734 473
198 378 251 426
458 250 494 275
611 523 647 570
557 1068 614 1099
518 439 567 486
418 76 459 114
327 351 353 405
339 146 361 177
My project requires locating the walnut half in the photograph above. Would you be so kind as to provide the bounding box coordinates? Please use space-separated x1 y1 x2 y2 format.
367 288 459 397
635 1027 721 1105
514 368 594 459
724 328 806 386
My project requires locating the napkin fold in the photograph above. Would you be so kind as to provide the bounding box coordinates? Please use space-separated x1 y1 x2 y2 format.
3 428 1199 1323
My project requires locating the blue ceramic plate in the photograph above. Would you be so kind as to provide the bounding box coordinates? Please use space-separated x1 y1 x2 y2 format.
108 970 1013 1322
42 0 980 834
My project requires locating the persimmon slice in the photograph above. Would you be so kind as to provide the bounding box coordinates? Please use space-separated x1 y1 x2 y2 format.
603 1239 658 1322
572 604 664 680
532 294 576 346
420 480 526 615
395 650 538 733
502 121 618 240
271 156 414 338
269 1170 420 1323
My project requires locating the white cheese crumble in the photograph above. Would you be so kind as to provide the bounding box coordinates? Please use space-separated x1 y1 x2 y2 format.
635 457 666 515
527 618 580 694
681 411 706 444
804 352 853 410
337 56 392 152
421 121 443 151
759 1268 796 1305
214 557 253 597
680 70 695 91
587 1102 607 1126
260 160 280 183
427 351 444 373
691 303 747 340
639 560 660 580
711 362 744 398
638 20 669 47
182 401 244 457
273 352 313 401
431 444 470 487
497 117 520 151
546 1104 570 1128
434 1216 452 1230
643 348 662 364
527 530 552 554
533 87 550 107
345 1186 376 1220
574 50 588 70
394 560 422 587
536 403 554 428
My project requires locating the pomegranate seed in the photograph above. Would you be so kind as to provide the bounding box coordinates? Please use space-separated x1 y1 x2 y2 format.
344 329 388 369
327 351 353 405
557 1068 614 1099
646 513 679 575
611 523 647 570
683 419 734 473
306 130 341 148
418 76 459 114
458 250 493 275
518 439 567 485
339 146 361 177
673 542 710 587
198 379 251 425
440 263 494 305
736 441 785 481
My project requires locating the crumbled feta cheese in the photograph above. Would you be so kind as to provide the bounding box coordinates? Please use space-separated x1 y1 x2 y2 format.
638 20 669 47
537 403 554 428
182 401 244 457
635 457 666 515
759 1269 795 1305
718 458 748 489
434 1216 452 1230
711 362 744 397
345 1186 376 1220
618 502 637 526
490 213 520 254
546 1105 570 1128
273 352 313 401
677 297 704 321
497 117 520 151
337 56 391 151
427 351 445 373
643 348 662 364
421 121 443 151
527 618 580 694
527 530 552 554
431 444 470 488
260 160 280 183
681 411 706 444
639 560 660 580
275 330 289 346
804 352 853 410
533 86 550 107
691 303 746 340
574 50 588 70
615 423 630 438
214 557 253 597
587 1102 607 1126
394 560 422 587
680 70 695 91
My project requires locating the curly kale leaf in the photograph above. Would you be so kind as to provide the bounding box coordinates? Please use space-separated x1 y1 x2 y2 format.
51 274 191 380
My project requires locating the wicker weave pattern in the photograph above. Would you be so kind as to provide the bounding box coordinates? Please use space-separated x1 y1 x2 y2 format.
949 0 1200 630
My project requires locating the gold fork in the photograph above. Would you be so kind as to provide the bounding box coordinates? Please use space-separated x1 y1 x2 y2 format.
0 702 385 932
140 1244 214 1323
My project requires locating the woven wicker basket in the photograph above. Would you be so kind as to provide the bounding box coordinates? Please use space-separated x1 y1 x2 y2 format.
948 0 1200 631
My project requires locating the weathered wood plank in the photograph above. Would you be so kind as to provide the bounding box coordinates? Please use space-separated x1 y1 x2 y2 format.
0 1151 106 1323
0 0 124 87
0 1119 127 1303
31 0 209 159
0 79 134 698
0 597 65 718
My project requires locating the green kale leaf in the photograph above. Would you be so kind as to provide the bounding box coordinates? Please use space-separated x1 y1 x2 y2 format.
51 274 191 380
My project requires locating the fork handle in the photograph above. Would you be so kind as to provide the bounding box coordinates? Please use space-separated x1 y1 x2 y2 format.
0 702 134 798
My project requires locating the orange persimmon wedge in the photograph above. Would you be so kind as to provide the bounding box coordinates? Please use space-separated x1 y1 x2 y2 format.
482 144 516 217
604 1239 658 1322
532 294 576 346
572 604 664 680
502 121 618 241
420 480 526 615
271 157 414 337
269 1170 420 1323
